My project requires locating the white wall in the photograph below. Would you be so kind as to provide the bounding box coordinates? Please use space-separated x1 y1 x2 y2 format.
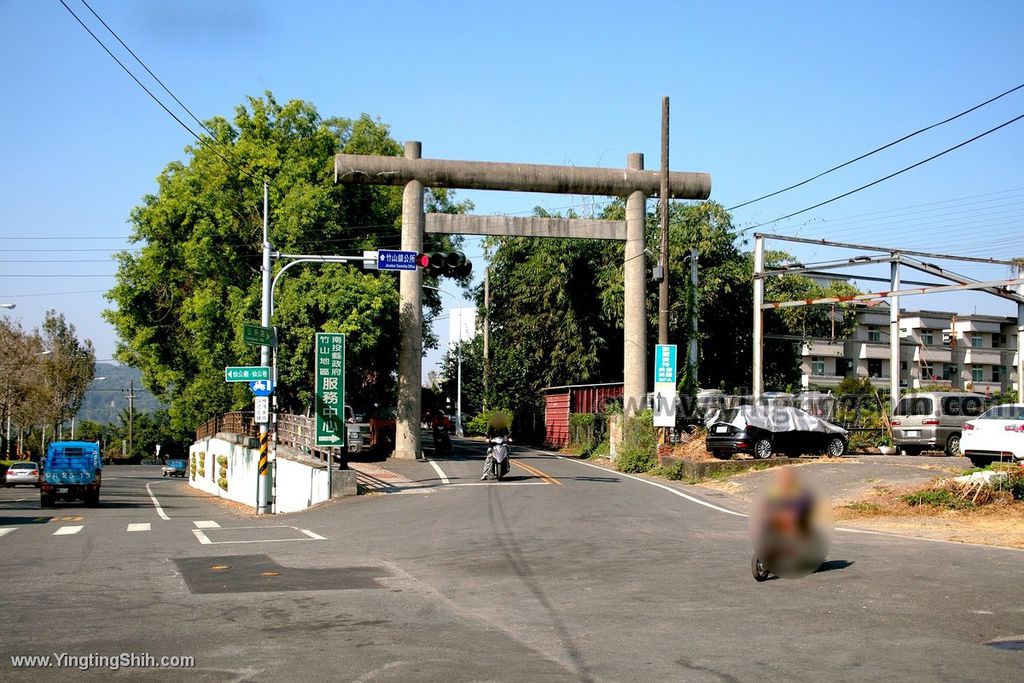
189 436 329 512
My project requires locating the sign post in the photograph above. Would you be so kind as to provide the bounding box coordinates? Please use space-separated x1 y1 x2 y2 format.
653 344 677 428
225 366 270 382
315 333 346 450
243 324 277 348
377 249 418 271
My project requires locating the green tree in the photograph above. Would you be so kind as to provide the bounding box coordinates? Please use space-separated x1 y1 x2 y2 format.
106 93 468 434
40 311 95 432
438 336 485 421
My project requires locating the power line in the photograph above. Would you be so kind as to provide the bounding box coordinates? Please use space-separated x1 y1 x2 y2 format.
58 0 264 185
0 289 109 298
728 81 1024 211
739 111 1024 234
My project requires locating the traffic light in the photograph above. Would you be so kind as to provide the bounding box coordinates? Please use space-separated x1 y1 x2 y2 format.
416 251 472 278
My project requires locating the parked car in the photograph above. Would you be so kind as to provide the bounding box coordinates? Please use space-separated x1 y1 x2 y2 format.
161 459 188 478
959 403 1024 467
705 405 847 459
891 392 986 456
4 461 40 488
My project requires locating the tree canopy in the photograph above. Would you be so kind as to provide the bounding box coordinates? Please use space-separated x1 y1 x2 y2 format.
106 93 468 434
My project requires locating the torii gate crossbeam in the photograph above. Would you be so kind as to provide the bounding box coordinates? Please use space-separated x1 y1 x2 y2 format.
336 143 711 460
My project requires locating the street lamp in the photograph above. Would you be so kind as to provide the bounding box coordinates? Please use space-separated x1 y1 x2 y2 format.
424 285 468 437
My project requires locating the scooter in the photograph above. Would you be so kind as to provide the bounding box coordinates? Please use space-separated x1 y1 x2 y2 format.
488 435 511 480
432 424 452 456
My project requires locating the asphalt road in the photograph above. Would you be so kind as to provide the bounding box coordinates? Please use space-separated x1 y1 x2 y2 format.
0 440 1021 682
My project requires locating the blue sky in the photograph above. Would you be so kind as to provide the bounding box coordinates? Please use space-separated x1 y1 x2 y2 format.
1 0 1023 381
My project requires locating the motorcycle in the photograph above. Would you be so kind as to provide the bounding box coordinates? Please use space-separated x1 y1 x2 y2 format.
432 423 452 456
488 435 511 480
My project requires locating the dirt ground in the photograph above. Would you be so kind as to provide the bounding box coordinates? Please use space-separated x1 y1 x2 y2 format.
695 454 1024 550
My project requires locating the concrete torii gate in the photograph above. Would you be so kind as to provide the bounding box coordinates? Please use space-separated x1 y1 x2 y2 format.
336 142 711 459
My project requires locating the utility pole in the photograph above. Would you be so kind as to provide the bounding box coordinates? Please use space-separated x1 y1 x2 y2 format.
122 379 137 459
658 96 670 345
483 267 490 411
258 181 273 514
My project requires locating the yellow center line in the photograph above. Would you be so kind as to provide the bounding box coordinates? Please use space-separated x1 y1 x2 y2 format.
512 459 562 485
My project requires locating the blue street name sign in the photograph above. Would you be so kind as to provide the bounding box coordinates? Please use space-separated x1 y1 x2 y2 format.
377 249 418 271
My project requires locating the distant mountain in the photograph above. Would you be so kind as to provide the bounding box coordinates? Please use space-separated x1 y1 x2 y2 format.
76 363 165 424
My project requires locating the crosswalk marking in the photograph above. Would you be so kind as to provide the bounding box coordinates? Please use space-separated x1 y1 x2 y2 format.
0 528 16 538
193 520 220 529
53 525 83 536
126 523 151 532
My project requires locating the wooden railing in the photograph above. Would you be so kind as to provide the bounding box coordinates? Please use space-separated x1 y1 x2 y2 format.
196 411 338 465
195 411 259 441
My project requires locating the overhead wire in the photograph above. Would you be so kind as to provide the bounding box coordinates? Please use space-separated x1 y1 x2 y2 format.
728 81 1024 211
739 111 1024 234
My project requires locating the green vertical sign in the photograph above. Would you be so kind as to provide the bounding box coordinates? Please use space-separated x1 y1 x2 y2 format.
315 333 345 447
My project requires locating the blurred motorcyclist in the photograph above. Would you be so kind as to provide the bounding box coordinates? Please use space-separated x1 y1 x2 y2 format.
480 412 511 480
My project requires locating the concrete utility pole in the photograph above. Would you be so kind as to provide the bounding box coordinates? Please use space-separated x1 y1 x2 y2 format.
1016 263 1024 397
483 267 490 412
258 182 272 514
335 148 711 436
752 235 765 399
396 142 425 460
122 379 138 458
625 153 647 417
689 247 699 373
890 258 901 417
658 97 670 346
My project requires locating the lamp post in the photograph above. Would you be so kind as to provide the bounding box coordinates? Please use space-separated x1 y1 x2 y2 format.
424 285 467 437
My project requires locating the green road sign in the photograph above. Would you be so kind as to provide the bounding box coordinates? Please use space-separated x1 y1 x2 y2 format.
243 323 277 347
315 333 345 447
225 366 270 382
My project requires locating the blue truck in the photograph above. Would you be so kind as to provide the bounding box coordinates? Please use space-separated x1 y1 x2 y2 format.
40 440 102 508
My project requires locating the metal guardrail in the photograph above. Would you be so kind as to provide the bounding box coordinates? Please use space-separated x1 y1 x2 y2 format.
197 411 338 466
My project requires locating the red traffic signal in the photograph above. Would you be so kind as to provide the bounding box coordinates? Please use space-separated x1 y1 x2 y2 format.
416 251 472 278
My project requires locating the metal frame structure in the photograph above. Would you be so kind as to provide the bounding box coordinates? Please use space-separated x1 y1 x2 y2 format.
752 233 1024 415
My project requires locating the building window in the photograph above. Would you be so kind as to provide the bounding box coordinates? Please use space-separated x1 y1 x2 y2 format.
993 333 1005 349
992 365 1003 383
868 359 883 378
943 364 958 381
811 357 825 376
921 362 934 380
972 366 984 382
921 330 934 345
843 358 855 377
868 326 881 343
971 333 983 348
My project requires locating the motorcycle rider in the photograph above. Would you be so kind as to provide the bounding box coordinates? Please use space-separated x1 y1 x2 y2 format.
480 413 511 480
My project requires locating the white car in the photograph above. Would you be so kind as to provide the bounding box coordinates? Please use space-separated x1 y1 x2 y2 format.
960 403 1024 467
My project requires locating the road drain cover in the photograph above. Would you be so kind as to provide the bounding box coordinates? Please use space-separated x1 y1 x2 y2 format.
174 555 389 594
985 638 1024 651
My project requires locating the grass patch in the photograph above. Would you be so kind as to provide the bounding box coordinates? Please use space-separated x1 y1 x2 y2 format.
902 488 975 510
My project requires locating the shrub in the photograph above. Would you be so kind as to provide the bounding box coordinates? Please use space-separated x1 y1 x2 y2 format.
197 452 206 478
902 489 974 510
189 453 196 479
466 409 514 436
591 440 610 460
616 410 657 473
650 461 684 480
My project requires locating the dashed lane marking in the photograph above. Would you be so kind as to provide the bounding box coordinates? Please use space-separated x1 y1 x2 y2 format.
145 482 170 520
53 525 84 536
193 520 220 529
0 528 16 538
127 523 151 532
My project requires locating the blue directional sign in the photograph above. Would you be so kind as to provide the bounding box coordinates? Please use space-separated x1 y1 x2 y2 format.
249 379 274 396
377 249 418 271
654 344 677 385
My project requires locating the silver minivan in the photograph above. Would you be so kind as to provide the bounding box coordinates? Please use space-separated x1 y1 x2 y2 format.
891 392 987 456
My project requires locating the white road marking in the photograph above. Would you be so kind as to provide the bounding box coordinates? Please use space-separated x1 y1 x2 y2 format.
191 525 326 546
193 520 220 529
0 528 16 538
126 523 151 532
552 453 748 517
425 458 450 485
551 451 1024 552
53 525 83 536
145 482 170 521
447 481 550 487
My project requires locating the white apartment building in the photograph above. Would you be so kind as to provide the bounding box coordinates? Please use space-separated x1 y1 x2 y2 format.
799 305 1020 395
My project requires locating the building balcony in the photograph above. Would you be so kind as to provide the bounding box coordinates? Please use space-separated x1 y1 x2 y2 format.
963 348 1003 365
852 342 891 360
913 346 952 363
801 341 844 358
801 374 846 389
